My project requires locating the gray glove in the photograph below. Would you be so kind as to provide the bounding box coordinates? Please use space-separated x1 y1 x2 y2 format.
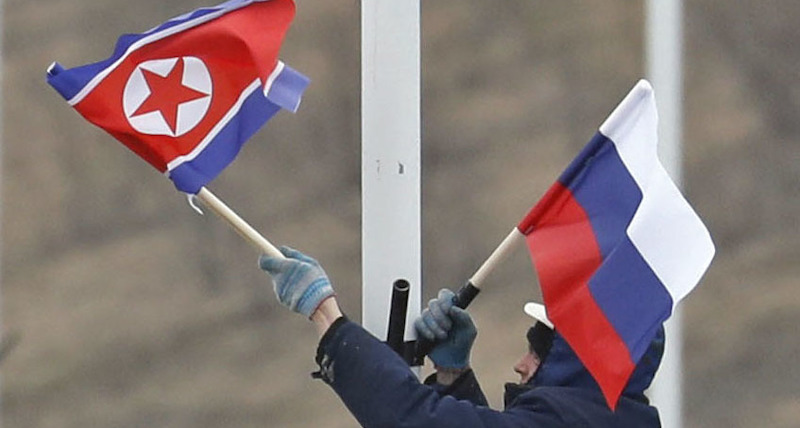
414 289 477 369
259 246 335 318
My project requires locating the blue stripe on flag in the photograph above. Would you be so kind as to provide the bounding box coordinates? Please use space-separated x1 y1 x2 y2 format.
588 237 674 362
559 131 674 362
168 87 281 194
559 133 641 258
265 63 311 113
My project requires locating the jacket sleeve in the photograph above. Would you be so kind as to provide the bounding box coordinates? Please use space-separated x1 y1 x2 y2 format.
423 369 488 406
314 319 563 428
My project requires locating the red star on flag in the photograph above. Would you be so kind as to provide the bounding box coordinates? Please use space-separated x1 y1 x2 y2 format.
133 58 209 134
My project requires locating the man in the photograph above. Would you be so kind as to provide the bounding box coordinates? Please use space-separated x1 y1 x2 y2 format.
260 246 665 427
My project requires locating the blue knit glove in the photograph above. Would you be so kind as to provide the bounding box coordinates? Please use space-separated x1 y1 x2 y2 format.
414 289 477 369
259 246 335 318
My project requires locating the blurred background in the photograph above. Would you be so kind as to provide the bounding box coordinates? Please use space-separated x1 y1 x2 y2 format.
3 0 799 427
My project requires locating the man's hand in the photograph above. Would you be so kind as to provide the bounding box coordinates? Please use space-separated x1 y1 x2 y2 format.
259 246 335 318
414 288 477 370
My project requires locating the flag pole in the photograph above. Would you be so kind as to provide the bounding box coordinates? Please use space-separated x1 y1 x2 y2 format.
195 187 284 258
468 228 525 288
647 0 684 426
361 0 421 351
414 227 525 360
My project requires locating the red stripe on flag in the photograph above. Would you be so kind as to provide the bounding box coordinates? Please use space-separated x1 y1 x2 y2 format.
521 182 636 408
72 0 296 172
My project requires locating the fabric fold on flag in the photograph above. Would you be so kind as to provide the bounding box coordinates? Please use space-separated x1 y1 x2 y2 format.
518 79 715 408
47 0 309 194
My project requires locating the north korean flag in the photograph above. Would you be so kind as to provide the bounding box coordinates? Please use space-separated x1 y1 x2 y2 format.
47 0 309 194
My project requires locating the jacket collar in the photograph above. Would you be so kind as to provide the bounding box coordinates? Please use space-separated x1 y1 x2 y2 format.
525 326 665 401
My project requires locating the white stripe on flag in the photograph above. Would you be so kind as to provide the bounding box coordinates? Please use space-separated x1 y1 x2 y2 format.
263 60 285 96
599 80 715 306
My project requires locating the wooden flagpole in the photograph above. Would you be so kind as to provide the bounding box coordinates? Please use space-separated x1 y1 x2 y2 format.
195 187 284 258
468 228 526 288
413 227 525 359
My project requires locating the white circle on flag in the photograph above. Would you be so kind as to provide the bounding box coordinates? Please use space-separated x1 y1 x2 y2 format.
123 56 213 137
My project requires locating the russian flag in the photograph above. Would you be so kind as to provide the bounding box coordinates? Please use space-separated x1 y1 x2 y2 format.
46 0 309 194
517 80 715 408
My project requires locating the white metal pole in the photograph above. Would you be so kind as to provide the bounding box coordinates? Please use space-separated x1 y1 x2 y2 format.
646 1 684 427
361 1 421 346
0 2 5 423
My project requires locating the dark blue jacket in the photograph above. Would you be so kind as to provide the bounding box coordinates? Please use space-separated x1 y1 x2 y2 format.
314 317 664 427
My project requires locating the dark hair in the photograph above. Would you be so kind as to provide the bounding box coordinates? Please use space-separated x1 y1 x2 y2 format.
526 322 555 362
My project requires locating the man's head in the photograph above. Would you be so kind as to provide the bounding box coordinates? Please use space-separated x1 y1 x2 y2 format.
514 302 554 384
